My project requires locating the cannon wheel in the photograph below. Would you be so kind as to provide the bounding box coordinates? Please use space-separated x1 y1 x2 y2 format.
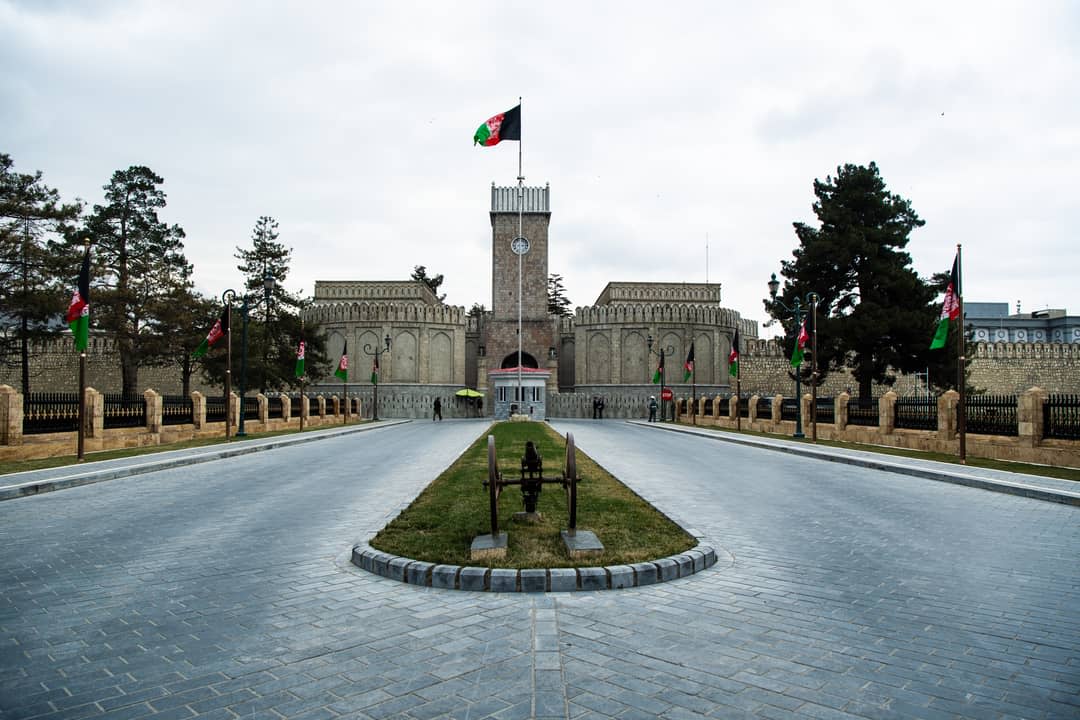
487 435 499 537
564 432 578 530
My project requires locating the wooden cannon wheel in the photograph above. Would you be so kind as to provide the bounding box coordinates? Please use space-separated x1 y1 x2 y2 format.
487 435 500 537
564 432 578 530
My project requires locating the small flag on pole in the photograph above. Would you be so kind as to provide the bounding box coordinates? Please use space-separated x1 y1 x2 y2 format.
193 307 229 358
683 343 695 382
473 104 521 146
930 252 961 350
728 328 740 377
294 340 305 378
65 249 90 352
652 349 665 384
371 354 379 384
790 318 808 368
335 341 348 382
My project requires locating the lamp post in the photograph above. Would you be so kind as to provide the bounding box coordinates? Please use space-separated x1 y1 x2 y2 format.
767 273 819 440
364 334 391 421
224 274 276 438
647 334 673 422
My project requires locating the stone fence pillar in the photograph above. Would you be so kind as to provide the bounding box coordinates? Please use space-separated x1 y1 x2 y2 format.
228 392 239 431
728 395 738 422
748 394 760 423
281 394 291 422
144 389 162 433
1018 386 1048 448
191 391 206 429
85 387 104 438
257 393 268 425
317 396 326 418
332 396 341 417
938 390 959 440
300 394 309 424
880 391 897 434
771 395 782 424
801 393 812 429
0 385 22 445
836 392 850 431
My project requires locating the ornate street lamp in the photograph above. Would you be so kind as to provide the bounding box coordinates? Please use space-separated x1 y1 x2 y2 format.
767 273 819 440
224 274 276 438
647 334 673 422
364 334 392 421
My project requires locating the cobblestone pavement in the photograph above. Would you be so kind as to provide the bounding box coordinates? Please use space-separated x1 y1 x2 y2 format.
2 419 1078 719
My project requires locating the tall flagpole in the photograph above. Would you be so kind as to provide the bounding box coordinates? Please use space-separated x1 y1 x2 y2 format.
516 95 523 414
956 243 966 463
735 333 741 432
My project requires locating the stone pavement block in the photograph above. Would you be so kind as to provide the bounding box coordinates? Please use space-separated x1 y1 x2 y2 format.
686 548 706 572
607 564 635 589
578 567 607 591
519 568 547 592
654 557 678 581
548 568 578 592
387 556 410 582
430 564 459 589
489 568 518 592
459 566 487 591
673 554 695 577
630 562 658 586
370 552 392 577
406 561 434 586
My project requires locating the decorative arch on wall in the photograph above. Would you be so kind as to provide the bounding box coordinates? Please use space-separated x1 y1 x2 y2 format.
392 330 418 382
429 331 453 383
621 330 648 384
500 351 539 369
587 333 612 384
694 332 713 384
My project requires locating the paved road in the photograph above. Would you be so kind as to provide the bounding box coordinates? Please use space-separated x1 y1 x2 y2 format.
2 420 1078 719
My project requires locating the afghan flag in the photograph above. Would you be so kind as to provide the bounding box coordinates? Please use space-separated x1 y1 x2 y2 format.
192 306 230 358
294 340 305 378
790 318 808 368
652 349 665 384
728 328 740 378
473 104 521 146
371 354 379 384
683 343 695 382
335 341 348 382
65 249 91 352
930 252 961 350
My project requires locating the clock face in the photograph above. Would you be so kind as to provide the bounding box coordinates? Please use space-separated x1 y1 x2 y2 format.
510 236 530 255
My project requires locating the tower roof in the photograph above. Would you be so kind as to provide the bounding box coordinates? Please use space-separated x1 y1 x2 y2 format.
491 183 550 214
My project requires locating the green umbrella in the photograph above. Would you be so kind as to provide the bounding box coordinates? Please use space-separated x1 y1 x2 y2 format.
455 388 484 398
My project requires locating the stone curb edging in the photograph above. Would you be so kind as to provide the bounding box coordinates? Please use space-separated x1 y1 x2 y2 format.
641 421 1080 507
350 542 718 592
0 420 412 502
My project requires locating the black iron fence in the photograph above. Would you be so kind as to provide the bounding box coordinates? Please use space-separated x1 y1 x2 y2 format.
965 394 1018 436
717 397 730 417
895 396 937 431
161 395 194 426
780 398 798 422
268 395 285 419
23 392 81 434
205 395 227 424
290 396 302 417
757 397 774 420
240 396 259 421
1044 394 1080 440
102 393 147 429
847 397 879 427
703 397 713 416
738 397 750 418
814 396 835 424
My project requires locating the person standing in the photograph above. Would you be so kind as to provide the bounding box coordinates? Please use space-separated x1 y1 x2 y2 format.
648 395 658 422
597 396 605 420
433 397 442 421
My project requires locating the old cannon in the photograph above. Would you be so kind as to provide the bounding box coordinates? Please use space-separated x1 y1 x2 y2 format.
482 432 578 538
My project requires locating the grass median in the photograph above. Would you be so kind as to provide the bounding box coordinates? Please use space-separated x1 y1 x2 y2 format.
368 421 697 569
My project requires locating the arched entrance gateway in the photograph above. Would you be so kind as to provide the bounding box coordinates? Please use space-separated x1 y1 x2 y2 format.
500 351 539 369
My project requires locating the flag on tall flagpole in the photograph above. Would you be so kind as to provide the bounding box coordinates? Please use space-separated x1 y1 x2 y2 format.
335 341 348 382
294 340 305 378
790 318 809 368
652 349 665 384
728 328 740 377
192 307 229 358
65 249 90 352
930 252 961 349
473 105 521 146
683 343 695 382
370 354 379 384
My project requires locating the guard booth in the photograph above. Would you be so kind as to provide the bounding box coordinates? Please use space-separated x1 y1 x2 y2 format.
488 367 550 420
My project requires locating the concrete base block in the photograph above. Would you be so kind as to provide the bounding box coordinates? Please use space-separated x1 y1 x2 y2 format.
631 562 658 586
687 549 706 573
561 529 604 558
388 557 411 582
607 565 635 589
407 561 434 586
490 568 518 592
470 532 508 561
459 567 488 591
578 567 607 591
655 558 678 582
673 554 695 577
520 569 547 592
431 565 460 589
549 568 578 592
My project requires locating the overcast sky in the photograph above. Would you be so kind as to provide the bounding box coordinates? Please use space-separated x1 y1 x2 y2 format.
3 1 1078 336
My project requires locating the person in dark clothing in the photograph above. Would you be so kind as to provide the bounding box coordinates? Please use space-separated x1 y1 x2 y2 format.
597 396 605 419
592 396 599 419
433 397 442 421
648 395 658 422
